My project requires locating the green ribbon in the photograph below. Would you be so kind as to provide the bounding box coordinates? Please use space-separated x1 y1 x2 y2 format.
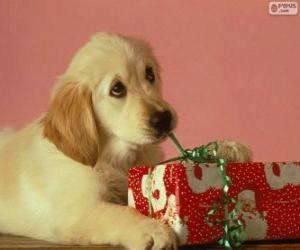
158 133 219 165
158 132 244 250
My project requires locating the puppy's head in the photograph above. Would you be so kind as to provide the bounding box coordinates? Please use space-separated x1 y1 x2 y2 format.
43 32 177 166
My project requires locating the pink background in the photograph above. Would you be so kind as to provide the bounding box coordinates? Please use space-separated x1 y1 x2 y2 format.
0 0 299 161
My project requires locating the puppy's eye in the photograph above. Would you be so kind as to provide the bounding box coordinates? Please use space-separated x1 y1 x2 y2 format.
110 81 127 98
145 66 155 83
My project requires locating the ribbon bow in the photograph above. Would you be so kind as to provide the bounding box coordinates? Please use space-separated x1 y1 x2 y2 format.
159 133 219 165
158 133 244 249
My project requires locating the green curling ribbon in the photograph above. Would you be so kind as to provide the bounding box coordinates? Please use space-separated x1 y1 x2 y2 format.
158 132 244 250
158 133 219 165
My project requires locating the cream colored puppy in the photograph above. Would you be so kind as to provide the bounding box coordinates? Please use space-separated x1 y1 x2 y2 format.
0 32 252 250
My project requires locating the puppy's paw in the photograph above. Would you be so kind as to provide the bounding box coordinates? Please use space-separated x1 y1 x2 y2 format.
127 219 177 250
216 140 253 163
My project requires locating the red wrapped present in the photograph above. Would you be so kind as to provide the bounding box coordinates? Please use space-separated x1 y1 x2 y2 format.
128 162 300 245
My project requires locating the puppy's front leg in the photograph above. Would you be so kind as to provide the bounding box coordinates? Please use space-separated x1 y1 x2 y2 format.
65 203 177 250
214 140 253 163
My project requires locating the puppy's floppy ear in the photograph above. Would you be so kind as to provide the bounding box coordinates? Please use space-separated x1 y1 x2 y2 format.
42 81 99 166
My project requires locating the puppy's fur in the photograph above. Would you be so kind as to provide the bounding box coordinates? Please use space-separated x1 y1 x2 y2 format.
0 32 252 250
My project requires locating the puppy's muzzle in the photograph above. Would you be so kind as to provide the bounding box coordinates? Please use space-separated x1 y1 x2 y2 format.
149 110 173 136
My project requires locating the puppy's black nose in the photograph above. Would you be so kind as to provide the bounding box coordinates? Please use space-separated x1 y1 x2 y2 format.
149 110 172 134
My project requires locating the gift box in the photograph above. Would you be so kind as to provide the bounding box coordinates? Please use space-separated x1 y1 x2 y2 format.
128 162 300 245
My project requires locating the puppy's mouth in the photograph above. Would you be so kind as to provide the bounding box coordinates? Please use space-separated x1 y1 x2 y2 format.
152 132 169 144
144 127 175 144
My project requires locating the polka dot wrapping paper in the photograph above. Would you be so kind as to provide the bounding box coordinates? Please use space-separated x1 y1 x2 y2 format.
128 162 300 245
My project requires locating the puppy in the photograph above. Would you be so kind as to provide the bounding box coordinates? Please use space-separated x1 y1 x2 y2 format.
0 32 251 249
